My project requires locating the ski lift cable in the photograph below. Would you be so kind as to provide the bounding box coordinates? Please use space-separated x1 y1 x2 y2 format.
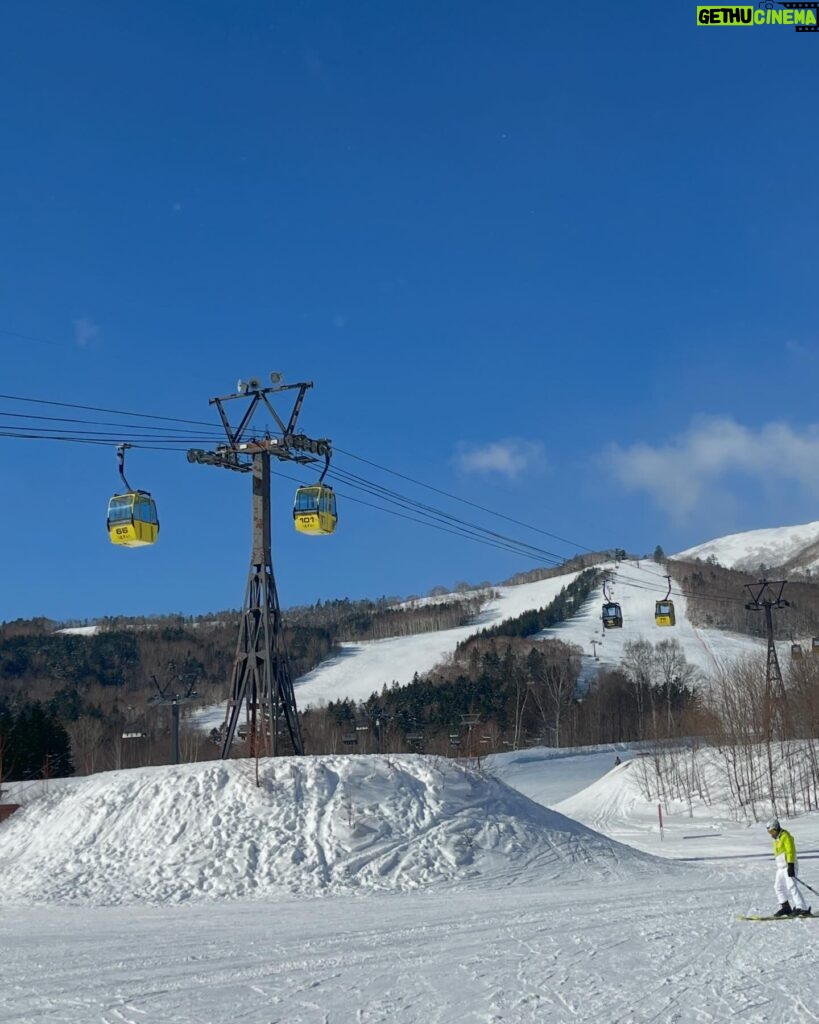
333 445 596 553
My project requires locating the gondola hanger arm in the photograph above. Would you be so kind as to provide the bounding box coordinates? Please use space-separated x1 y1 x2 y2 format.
117 443 133 491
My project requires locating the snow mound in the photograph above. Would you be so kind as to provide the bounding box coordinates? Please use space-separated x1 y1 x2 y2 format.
0 754 664 906
556 757 661 836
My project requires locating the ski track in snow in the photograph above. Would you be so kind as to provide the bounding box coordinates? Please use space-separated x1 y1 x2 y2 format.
3 880 818 1024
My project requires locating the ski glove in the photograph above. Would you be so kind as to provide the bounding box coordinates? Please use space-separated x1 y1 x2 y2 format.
787 863 796 877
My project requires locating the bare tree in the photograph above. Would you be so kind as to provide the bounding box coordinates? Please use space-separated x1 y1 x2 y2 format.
526 640 582 747
653 638 700 736
65 717 106 776
622 639 654 739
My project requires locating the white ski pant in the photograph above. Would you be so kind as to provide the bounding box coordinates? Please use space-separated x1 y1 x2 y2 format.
774 866 808 911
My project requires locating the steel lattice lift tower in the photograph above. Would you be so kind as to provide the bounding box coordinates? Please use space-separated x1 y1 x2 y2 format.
744 579 790 739
188 374 331 759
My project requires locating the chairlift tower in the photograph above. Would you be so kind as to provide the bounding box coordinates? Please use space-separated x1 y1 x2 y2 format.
744 579 790 738
460 713 481 758
188 374 332 759
148 663 200 764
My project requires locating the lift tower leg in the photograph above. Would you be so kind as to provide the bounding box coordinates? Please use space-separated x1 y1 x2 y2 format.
221 452 304 758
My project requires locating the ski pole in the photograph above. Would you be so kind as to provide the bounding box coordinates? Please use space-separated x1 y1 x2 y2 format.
795 876 819 897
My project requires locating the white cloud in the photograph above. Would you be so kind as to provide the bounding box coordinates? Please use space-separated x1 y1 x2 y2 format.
785 339 814 361
73 317 99 347
603 415 819 519
454 439 546 481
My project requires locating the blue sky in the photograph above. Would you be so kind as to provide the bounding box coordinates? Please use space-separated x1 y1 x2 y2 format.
1 1 818 622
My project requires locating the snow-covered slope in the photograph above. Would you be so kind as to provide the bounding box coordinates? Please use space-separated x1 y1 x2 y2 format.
676 520 819 574
293 571 582 705
191 563 766 732
289 563 765 701
575 562 765 681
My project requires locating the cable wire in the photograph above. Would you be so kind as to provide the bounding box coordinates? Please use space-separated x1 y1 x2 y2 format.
0 391 615 567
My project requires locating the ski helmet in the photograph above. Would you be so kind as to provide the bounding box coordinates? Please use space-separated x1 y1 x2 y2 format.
766 817 780 832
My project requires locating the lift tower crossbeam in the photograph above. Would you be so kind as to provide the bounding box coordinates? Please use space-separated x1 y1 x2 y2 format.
188 375 331 760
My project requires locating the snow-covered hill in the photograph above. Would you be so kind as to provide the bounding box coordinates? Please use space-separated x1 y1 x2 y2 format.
676 519 819 575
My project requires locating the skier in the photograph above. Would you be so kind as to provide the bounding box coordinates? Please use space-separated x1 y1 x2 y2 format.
766 818 811 917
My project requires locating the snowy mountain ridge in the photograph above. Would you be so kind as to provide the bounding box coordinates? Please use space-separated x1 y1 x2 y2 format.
675 519 819 575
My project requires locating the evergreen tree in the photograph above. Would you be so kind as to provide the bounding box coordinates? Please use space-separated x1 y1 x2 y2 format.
4 703 74 780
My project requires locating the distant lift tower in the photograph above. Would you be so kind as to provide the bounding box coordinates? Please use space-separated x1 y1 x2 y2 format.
188 374 331 758
744 579 790 738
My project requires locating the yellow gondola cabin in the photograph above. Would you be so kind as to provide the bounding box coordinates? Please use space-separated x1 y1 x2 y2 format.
293 484 337 536
107 491 160 547
654 600 676 627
